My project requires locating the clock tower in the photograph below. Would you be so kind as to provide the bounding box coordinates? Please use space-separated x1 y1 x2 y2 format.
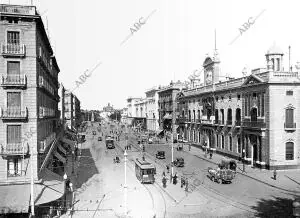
203 51 220 86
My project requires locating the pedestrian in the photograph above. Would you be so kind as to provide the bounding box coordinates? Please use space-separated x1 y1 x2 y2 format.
173 173 178 185
209 151 213 159
189 144 191 151
273 169 277 180
170 173 172 183
166 136 168 143
166 165 170 173
162 176 167 188
181 177 184 188
162 171 166 177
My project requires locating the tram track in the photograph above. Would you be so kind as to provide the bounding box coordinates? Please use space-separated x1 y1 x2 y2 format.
126 135 257 215
113 138 168 218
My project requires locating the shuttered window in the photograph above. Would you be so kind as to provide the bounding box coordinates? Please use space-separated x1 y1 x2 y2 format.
7 31 20 44
7 92 21 107
286 142 294 160
7 61 20 75
7 125 21 144
285 108 294 128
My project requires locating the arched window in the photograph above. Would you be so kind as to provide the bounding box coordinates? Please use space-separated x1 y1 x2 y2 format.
221 135 225 149
286 142 294 160
227 108 232 125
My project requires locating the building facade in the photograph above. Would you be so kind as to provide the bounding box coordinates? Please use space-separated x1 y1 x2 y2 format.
0 4 77 216
145 87 159 131
64 91 81 131
177 45 300 170
158 81 185 138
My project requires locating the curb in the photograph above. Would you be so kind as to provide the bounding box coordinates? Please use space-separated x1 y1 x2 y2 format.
188 150 300 195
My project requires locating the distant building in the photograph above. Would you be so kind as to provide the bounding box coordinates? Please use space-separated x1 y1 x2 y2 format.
64 91 81 130
145 87 159 131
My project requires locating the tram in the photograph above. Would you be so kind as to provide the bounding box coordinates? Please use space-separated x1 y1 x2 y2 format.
135 158 156 184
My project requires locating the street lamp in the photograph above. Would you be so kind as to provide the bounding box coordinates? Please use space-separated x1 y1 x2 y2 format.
124 150 128 216
242 149 245 172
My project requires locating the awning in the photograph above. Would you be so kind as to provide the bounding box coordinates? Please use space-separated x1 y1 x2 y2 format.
0 184 30 214
163 113 172 120
54 151 66 164
35 168 65 206
57 143 67 155
61 137 76 151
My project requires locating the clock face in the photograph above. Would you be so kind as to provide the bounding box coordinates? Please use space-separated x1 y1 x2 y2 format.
206 71 213 84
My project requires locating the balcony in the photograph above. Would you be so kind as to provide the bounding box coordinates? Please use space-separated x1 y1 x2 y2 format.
235 120 241 126
196 119 201 124
1 44 26 57
201 119 213 125
39 132 56 153
227 120 233 126
0 107 28 120
1 74 27 88
39 106 55 118
284 122 296 131
0 143 29 156
242 120 266 128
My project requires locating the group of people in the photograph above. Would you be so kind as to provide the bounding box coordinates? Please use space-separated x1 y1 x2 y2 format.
161 167 189 191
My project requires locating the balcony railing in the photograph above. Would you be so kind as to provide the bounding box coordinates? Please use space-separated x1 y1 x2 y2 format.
242 120 266 128
1 74 27 87
201 119 213 125
177 117 186 123
39 132 56 153
39 106 55 118
235 120 241 126
39 76 54 95
0 107 28 120
1 44 25 57
227 120 233 126
284 122 296 130
0 143 29 156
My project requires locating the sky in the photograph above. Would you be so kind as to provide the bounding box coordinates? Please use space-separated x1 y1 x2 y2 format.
3 0 300 110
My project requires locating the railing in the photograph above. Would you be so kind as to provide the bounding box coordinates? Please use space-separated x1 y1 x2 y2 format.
218 120 225 125
39 106 55 118
39 132 56 153
284 122 296 130
1 74 27 87
1 44 25 56
177 117 186 123
39 76 54 95
0 143 28 155
0 4 36 15
273 71 298 77
243 120 266 128
0 107 28 119
235 120 241 126
201 119 213 125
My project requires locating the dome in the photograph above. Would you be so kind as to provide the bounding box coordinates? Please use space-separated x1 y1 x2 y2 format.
266 43 283 55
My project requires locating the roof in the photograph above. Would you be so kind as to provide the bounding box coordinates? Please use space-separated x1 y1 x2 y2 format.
135 158 155 169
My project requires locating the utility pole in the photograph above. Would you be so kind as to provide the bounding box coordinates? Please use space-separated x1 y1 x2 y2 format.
171 90 176 177
30 143 35 217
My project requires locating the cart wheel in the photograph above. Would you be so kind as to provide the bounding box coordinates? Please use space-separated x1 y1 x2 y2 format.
218 179 222 184
211 176 215 182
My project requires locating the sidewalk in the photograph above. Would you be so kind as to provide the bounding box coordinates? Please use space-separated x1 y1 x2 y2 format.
187 145 300 194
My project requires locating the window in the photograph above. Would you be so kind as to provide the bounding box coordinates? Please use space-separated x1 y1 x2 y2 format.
220 109 224 124
7 61 20 75
7 31 20 44
245 95 248 116
285 108 294 128
237 137 241 153
261 93 265 116
286 142 294 160
237 94 241 100
216 135 219 148
286 91 293 96
197 110 200 120
7 92 22 110
229 136 232 151
216 96 218 101
7 125 21 144
253 93 257 98
7 158 22 177
221 135 225 149
229 95 232 101
227 108 232 125
221 96 224 101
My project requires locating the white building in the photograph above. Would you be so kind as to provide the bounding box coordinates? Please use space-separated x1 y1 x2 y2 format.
145 87 159 131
